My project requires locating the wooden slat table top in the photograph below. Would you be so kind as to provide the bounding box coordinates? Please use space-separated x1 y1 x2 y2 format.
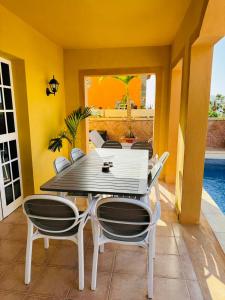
40 149 148 196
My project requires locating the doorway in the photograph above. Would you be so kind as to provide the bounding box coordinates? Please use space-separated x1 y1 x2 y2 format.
84 72 156 151
0 57 23 219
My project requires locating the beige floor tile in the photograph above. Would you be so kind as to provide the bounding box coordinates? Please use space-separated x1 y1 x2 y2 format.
25 294 56 300
50 239 76 247
159 199 175 211
109 273 147 300
153 277 190 300
84 230 94 249
154 254 184 279
0 263 8 279
103 242 147 253
0 263 43 293
186 280 204 300
84 221 93 232
160 210 178 222
180 255 197 280
2 183 225 300
3 210 26 225
156 236 179 255
69 271 111 299
0 240 25 263
175 237 189 255
15 241 54 266
30 266 75 298
0 223 14 239
156 220 174 237
47 245 78 268
85 248 115 273
0 291 26 300
172 223 183 237
4 224 27 241
114 250 147 275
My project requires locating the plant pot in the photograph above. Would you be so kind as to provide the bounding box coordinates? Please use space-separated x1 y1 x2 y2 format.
124 137 136 143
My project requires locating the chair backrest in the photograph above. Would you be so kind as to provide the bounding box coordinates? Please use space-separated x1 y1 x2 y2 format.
54 156 71 174
147 152 169 188
102 140 122 149
158 151 169 165
70 148 85 163
95 198 151 240
148 161 163 187
23 195 79 235
131 141 153 159
89 130 105 148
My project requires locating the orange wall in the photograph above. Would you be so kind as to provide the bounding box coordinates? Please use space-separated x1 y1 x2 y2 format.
87 76 141 108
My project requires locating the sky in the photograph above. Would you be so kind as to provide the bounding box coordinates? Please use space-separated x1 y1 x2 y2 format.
210 37 225 96
146 75 156 109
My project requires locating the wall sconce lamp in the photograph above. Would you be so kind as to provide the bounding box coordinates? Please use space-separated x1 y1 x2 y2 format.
46 75 59 96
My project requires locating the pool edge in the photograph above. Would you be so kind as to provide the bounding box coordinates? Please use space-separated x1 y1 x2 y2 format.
202 189 225 254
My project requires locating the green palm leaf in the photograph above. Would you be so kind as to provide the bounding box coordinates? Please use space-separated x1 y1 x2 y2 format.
113 75 136 85
65 107 92 140
48 131 71 152
48 106 92 152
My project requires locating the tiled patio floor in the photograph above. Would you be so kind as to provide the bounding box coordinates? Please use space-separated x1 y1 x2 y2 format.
0 184 224 299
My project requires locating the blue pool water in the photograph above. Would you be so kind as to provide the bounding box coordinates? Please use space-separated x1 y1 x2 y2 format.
203 159 225 214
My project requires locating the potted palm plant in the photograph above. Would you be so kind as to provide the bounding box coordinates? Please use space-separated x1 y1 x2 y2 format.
48 106 92 152
113 75 136 143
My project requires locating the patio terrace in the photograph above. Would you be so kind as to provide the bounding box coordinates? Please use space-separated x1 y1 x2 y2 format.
0 0 225 299
0 183 224 300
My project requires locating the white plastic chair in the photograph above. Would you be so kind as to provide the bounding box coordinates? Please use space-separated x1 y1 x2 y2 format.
54 156 71 174
131 141 153 159
119 152 169 205
141 152 169 205
53 156 72 198
70 148 85 163
101 140 122 149
89 130 105 148
91 197 160 299
90 154 169 298
23 194 91 290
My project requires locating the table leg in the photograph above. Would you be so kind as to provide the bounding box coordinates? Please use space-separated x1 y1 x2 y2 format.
88 193 96 244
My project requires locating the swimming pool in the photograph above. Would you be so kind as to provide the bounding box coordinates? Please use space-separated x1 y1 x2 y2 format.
203 159 225 214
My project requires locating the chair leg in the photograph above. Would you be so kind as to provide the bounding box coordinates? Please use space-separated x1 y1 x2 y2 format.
44 238 49 249
78 233 84 290
152 227 156 259
88 193 96 245
25 221 33 284
91 227 99 290
99 228 104 253
147 233 154 299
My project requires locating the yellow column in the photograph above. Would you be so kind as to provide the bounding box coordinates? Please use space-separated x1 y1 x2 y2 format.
176 44 213 224
166 60 183 184
153 67 170 179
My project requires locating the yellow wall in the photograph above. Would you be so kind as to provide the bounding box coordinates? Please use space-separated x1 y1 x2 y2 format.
166 60 182 184
0 4 67 193
11 60 34 196
88 76 142 109
64 46 171 157
169 0 213 223
176 45 213 223
172 0 209 64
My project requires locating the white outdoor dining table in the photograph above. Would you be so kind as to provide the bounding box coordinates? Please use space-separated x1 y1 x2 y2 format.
41 148 149 197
